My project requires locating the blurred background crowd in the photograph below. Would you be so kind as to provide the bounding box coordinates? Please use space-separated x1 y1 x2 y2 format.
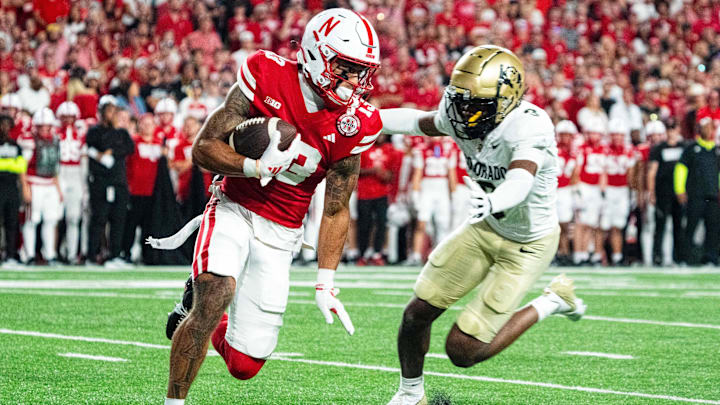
0 0 719 268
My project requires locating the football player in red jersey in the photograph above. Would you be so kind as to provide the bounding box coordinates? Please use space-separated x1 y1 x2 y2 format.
574 117 608 265
161 9 382 404
407 136 455 265
56 101 87 264
602 119 638 265
555 120 580 265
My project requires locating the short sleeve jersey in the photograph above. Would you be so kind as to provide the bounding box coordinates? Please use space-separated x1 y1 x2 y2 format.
578 142 607 186
605 143 637 187
58 124 86 166
223 50 383 228
557 145 577 188
412 138 453 179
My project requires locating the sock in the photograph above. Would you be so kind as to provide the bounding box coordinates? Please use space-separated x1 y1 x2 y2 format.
528 294 560 322
164 399 184 405
400 375 424 395
590 252 603 263
611 253 622 264
573 251 586 264
211 313 265 380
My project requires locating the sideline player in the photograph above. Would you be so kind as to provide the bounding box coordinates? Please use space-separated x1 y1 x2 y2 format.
407 137 455 265
379 46 586 405
56 101 86 264
574 117 608 265
602 119 637 265
160 9 383 405
23 108 62 265
555 120 580 265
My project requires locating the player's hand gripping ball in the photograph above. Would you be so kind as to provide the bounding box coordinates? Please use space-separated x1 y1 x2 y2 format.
230 117 300 185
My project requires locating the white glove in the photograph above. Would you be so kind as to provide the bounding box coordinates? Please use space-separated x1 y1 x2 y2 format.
243 131 301 186
464 176 492 224
315 268 355 335
99 153 115 169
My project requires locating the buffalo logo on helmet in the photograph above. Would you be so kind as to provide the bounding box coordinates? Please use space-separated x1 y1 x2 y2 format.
336 113 361 136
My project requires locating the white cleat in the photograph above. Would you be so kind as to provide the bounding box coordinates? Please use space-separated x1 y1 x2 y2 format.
387 391 427 405
544 273 586 321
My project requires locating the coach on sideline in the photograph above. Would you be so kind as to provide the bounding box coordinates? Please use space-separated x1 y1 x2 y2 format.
86 96 135 267
674 116 720 265
0 114 27 266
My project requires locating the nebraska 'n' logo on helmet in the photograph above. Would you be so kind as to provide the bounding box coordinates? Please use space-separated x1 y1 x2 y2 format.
337 113 361 137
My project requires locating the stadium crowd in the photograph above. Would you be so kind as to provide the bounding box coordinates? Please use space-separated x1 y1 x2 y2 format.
0 0 719 267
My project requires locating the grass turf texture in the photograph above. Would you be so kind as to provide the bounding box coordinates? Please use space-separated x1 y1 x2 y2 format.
1 265 719 404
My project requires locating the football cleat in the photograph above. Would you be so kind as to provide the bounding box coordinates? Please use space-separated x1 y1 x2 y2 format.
544 273 586 321
387 391 427 405
166 276 194 340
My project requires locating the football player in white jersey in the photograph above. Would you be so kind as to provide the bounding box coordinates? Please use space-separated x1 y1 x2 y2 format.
380 46 587 405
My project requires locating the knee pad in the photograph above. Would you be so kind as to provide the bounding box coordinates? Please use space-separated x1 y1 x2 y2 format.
225 346 266 380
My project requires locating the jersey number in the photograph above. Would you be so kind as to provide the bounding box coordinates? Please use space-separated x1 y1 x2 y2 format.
275 140 322 186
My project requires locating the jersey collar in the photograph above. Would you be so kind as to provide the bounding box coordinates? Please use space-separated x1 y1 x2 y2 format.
696 137 715 151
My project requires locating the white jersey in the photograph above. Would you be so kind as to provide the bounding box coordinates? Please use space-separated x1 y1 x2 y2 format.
435 99 558 242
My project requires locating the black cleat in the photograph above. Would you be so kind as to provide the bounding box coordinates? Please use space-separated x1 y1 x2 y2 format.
166 277 194 340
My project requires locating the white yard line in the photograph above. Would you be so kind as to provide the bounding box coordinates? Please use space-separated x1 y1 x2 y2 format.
58 352 128 362
583 316 720 330
3 289 718 331
2 328 716 404
425 353 449 359
562 351 634 360
271 357 718 404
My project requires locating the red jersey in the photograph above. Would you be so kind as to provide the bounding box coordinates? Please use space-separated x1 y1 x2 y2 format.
413 139 453 179
605 143 637 187
224 50 383 228
173 135 194 201
636 142 651 162
578 142 607 185
126 134 164 196
358 142 391 200
450 143 468 182
58 124 85 166
557 145 578 188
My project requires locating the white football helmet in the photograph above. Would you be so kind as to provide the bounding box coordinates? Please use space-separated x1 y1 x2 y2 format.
32 107 57 126
645 120 666 135
555 120 578 135
155 97 178 114
56 101 80 118
297 8 380 107
608 118 629 137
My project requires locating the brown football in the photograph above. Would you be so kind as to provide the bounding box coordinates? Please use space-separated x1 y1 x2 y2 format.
228 117 297 159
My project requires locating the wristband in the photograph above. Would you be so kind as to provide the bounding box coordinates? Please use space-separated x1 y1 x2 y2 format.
242 157 259 178
316 268 335 290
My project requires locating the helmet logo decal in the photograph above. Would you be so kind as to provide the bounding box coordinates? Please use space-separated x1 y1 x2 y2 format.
336 113 361 137
318 17 341 37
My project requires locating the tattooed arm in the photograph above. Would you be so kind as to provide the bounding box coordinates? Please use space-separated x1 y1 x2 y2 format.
191 83 252 176
317 154 361 270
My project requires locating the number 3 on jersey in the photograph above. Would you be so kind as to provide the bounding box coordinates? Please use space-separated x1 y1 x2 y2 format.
276 139 322 186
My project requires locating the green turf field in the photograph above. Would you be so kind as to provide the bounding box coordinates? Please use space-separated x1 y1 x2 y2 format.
1 265 719 404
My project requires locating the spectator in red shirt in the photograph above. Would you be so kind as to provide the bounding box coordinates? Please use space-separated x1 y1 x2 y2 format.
155 0 193 45
169 116 210 220
122 113 164 263
356 134 393 266
184 16 223 65
32 0 70 26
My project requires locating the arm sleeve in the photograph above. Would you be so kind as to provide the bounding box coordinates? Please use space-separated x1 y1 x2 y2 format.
674 162 688 195
379 108 435 135
487 167 535 213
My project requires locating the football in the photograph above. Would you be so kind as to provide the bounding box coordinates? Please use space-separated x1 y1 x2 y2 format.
227 117 297 159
